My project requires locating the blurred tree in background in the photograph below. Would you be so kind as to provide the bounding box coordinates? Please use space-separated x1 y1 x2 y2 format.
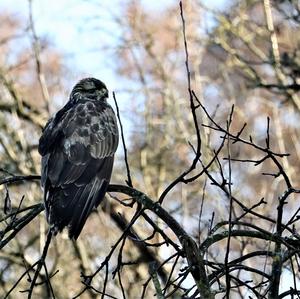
1 0 300 298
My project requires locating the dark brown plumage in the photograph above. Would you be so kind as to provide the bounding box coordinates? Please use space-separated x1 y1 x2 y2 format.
38 78 119 239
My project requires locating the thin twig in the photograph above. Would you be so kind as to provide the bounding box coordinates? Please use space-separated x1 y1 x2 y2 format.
27 230 52 298
112 92 133 187
28 0 50 112
158 1 202 204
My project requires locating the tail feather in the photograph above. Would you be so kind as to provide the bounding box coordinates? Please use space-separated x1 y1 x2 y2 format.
68 178 108 239
44 156 114 239
46 177 108 239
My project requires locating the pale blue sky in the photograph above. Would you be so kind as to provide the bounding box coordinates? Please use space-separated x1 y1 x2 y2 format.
0 0 228 92
0 0 177 91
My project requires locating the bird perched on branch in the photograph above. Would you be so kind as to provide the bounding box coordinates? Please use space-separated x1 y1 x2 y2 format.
38 78 119 240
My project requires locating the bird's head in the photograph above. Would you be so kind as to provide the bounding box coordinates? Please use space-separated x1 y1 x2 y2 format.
70 78 108 103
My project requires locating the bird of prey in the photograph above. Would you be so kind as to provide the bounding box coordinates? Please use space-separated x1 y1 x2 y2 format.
38 78 119 240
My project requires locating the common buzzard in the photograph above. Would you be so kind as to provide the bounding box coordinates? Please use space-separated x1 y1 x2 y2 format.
38 78 119 239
